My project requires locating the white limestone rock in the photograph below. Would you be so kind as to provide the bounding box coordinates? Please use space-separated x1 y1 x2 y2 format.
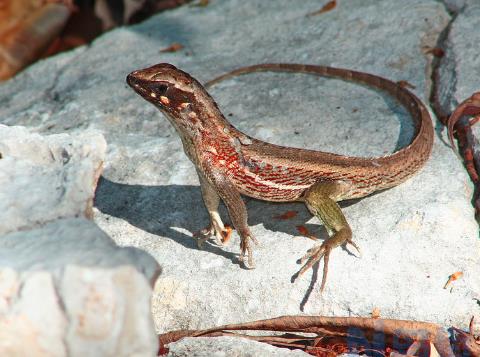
0 125 106 235
0 127 160 356
61 265 157 357
0 0 478 343
0 263 158 357
435 2 480 140
0 270 67 356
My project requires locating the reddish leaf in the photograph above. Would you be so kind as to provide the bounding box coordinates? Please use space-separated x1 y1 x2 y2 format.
444 271 463 289
296 225 318 241
296 225 310 236
307 0 337 16
274 210 298 220
160 42 184 53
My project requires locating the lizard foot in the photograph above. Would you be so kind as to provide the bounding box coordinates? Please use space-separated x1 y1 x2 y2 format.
291 239 333 292
193 224 233 248
239 235 259 269
291 228 359 292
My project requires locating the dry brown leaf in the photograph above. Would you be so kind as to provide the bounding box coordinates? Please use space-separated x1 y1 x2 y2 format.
444 271 463 289
0 2 71 80
296 225 309 236
160 42 184 53
371 307 381 319
158 315 457 356
295 225 317 240
307 0 337 16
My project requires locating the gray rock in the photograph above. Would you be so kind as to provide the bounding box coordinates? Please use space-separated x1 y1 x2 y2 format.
441 0 477 13
0 0 478 343
435 2 480 111
61 264 157 357
0 126 160 356
0 269 67 356
166 336 309 357
0 264 158 357
0 125 106 235
0 217 159 283
435 3 480 137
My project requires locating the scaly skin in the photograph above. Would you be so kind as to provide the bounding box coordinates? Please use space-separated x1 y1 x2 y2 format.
127 63 434 292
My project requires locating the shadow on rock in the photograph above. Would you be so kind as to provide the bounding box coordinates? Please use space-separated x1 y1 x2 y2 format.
95 176 366 307
93 176 348 261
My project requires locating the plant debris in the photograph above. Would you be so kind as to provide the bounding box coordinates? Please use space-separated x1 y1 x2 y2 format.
445 92 480 217
444 271 463 289
160 42 184 53
157 315 479 356
295 225 316 240
307 0 337 16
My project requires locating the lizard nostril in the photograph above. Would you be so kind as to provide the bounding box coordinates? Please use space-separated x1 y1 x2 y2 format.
126 73 137 86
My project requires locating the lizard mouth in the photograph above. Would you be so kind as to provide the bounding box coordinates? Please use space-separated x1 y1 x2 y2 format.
127 72 171 102
126 72 148 94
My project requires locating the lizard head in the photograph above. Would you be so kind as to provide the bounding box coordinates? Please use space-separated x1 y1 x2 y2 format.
127 63 220 133
127 63 192 104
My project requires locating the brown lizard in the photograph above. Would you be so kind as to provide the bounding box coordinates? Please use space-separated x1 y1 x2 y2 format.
126 63 434 291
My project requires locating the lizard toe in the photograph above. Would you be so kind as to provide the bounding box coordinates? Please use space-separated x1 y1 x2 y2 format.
293 239 336 292
239 236 256 269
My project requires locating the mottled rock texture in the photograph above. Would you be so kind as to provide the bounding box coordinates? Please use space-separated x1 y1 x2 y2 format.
0 126 159 356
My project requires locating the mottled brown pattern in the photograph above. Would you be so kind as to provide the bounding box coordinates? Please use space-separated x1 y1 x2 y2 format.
205 64 433 200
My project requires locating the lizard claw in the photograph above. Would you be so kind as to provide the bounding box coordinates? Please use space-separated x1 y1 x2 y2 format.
292 236 348 292
292 225 356 292
347 238 362 257
239 235 256 269
295 240 332 292
193 224 233 247
193 226 213 248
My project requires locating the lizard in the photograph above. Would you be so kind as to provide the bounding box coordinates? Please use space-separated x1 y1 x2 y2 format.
126 63 434 291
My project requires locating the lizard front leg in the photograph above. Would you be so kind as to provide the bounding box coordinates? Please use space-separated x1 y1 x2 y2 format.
295 181 360 291
195 173 232 246
201 167 258 268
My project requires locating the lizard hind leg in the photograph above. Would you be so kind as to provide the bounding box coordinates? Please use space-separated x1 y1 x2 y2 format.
294 181 360 292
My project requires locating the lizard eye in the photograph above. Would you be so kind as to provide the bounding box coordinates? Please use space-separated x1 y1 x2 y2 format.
151 82 169 96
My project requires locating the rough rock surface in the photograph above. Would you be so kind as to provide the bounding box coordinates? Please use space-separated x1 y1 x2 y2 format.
0 0 479 352
0 125 105 234
435 1 480 138
166 336 310 357
0 126 159 356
